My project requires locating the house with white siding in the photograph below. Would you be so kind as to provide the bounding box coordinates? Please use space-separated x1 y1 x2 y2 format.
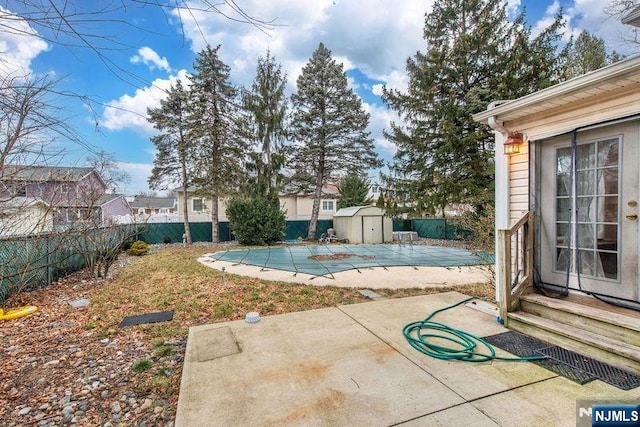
473 54 640 376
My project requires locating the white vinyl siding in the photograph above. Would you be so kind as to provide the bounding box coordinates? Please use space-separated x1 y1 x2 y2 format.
509 144 529 224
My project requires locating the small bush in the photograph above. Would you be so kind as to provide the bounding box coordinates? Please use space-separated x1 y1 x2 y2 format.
162 236 171 244
127 240 150 256
226 196 285 245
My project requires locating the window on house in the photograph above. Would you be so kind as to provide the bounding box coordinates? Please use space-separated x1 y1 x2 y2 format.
322 200 335 211
159 208 169 214
192 198 203 212
137 208 145 215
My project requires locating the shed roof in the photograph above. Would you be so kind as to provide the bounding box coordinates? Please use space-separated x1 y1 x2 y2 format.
333 205 385 217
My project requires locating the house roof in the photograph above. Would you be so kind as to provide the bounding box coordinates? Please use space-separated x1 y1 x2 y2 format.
622 5 640 26
129 197 176 209
175 184 340 198
2 165 97 183
97 194 129 207
473 55 640 139
0 197 50 215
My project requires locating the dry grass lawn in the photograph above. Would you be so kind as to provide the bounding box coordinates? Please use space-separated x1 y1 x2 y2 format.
89 245 494 341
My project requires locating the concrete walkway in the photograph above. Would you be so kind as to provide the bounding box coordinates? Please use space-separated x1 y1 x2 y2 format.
175 292 639 426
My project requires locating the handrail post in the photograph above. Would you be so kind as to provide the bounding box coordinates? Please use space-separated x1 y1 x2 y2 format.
497 228 511 326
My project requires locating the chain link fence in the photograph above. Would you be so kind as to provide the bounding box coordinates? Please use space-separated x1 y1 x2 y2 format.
0 225 141 303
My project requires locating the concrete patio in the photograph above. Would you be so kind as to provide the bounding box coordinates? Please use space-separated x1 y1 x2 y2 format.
175 292 639 426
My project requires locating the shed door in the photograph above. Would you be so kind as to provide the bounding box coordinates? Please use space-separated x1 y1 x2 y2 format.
362 216 382 244
539 121 639 302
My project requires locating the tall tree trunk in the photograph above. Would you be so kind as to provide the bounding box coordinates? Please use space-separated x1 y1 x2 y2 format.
212 195 220 243
181 180 192 245
308 167 324 240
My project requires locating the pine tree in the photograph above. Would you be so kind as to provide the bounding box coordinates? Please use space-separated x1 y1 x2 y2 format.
383 0 564 217
147 80 194 244
289 43 381 239
337 175 372 209
558 30 624 80
189 45 247 243
240 51 288 199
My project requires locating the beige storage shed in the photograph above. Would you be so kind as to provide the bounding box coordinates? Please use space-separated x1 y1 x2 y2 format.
333 206 393 244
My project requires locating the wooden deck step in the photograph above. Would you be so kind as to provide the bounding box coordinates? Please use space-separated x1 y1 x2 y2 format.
519 294 640 347
507 311 640 375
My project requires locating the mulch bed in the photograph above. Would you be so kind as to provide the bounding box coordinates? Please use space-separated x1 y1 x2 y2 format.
0 257 181 427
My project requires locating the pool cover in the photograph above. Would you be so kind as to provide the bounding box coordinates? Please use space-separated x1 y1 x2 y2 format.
210 244 493 278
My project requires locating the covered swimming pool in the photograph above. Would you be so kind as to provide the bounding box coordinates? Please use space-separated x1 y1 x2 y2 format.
209 244 493 279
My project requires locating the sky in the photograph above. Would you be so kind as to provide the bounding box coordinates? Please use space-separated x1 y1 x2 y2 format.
2 0 639 195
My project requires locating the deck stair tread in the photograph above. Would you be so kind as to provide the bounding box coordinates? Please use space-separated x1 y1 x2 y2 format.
519 293 640 333
507 311 640 362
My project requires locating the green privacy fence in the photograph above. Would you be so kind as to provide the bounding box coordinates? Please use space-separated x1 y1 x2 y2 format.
285 220 333 241
410 218 472 240
0 225 141 303
136 222 233 244
138 220 334 244
138 219 469 244
392 218 472 240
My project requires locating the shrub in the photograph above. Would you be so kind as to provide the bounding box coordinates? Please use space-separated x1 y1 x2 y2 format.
226 196 285 245
127 240 150 256
162 236 171 244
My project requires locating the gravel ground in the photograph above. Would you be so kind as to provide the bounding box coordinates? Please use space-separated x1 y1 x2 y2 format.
0 256 183 427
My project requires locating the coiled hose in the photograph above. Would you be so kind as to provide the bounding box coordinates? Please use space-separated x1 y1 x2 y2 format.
402 297 547 362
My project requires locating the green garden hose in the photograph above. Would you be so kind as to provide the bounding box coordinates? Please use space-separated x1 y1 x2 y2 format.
402 297 547 362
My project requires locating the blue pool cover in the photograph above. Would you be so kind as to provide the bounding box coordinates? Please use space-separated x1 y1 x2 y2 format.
210 244 493 278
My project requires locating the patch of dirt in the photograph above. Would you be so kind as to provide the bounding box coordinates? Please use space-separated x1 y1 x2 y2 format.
308 253 375 261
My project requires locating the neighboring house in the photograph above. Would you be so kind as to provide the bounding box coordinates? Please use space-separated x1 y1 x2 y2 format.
175 185 339 222
473 54 640 374
0 197 53 236
0 165 130 229
129 196 177 215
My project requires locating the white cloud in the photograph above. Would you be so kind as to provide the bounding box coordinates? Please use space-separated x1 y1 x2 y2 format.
130 46 171 73
567 0 640 55
117 162 154 195
0 6 49 77
173 0 428 90
363 102 401 159
100 69 189 134
531 0 639 54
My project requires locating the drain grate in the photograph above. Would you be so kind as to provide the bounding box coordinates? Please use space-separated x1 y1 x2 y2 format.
483 331 640 389
536 346 640 391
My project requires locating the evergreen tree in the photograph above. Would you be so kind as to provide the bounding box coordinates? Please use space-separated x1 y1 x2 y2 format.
147 80 194 244
383 0 564 217
189 45 247 243
288 43 381 239
558 30 624 80
337 175 372 209
241 51 288 199
376 193 385 208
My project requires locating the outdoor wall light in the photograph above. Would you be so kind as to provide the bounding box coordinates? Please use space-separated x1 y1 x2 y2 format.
504 132 524 155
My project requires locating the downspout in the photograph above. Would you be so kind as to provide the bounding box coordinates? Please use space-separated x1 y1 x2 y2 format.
486 101 512 303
